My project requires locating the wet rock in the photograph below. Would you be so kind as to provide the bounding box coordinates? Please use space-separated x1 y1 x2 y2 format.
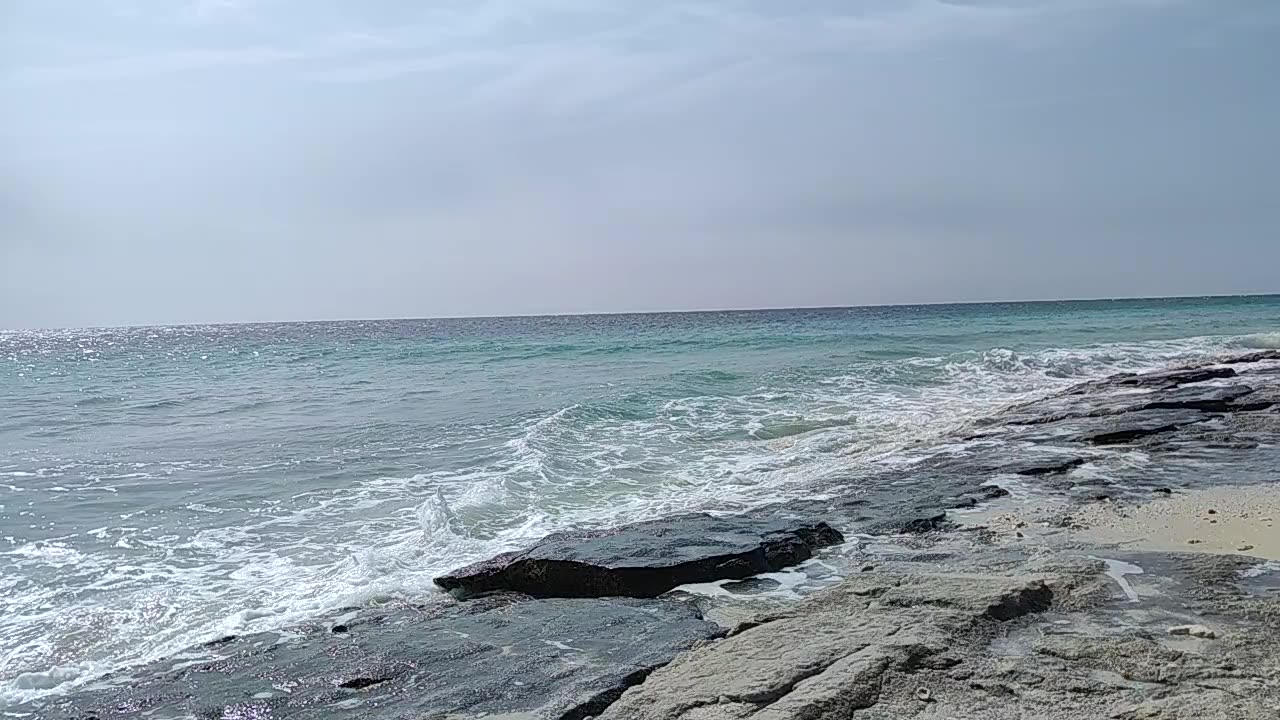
1069 410 1210 445
337 676 390 690
1009 456 1087 476
40 597 720 720
1104 366 1237 390
1230 384 1280 411
1136 384 1257 413
435 514 844 598
721 577 782 595
1221 350 1280 365
898 513 954 534
950 485 1011 508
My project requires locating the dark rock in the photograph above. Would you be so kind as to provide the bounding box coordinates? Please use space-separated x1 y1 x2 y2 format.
1106 366 1237 390
1229 384 1280 411
898 513 954 534
949 485 1011 509
337 676 389 690
1136 384 1256 413
202 635 237 648
1069 410 1210 445
1153 487 1173 495
721 577 783 595
39 597 720 720
982 580 1054 621
1220 350 1280 364
1009 457 1087 476
435 514 844 598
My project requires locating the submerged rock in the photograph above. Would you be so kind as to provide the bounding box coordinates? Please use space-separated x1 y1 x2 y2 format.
40 596 720 720
435 514 844 598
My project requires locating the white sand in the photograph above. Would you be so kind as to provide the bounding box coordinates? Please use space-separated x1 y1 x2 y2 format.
1069 485 1280 560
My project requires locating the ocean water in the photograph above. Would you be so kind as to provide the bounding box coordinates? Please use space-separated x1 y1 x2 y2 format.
2 296 1278 707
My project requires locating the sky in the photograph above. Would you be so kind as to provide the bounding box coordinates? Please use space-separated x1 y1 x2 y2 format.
2 1 1279 328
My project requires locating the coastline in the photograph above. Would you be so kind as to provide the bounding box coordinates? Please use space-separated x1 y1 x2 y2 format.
32 350 1280 719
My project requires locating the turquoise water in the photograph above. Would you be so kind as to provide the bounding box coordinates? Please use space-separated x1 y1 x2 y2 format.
2 295 1278 705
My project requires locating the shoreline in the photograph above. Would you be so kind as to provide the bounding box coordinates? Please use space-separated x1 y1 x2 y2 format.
31 350 1280 719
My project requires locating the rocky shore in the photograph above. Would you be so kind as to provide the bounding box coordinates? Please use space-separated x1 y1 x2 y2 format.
41 351 1280 719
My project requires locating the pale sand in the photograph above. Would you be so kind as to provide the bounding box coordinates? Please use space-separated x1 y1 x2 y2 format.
1069 484 1280 560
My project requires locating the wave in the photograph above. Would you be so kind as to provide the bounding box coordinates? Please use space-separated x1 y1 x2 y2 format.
2 327 1267 709
1234 332 1280 349
749 416 858 441
128 397 191 411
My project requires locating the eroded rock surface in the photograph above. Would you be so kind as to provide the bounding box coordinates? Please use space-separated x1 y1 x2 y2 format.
600 553 1280 720
599 568 1091 720
40 596 720 720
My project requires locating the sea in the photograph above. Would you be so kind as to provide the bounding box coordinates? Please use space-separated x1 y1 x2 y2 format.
2 295 1278 708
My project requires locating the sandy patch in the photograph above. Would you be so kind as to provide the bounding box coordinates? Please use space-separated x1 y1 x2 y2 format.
1069 485 1280 560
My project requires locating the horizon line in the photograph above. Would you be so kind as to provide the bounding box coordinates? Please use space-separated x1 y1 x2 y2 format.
4 291 1278 332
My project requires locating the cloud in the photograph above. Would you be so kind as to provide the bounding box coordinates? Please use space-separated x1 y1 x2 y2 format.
3 0 1278 326
0 1 1113 87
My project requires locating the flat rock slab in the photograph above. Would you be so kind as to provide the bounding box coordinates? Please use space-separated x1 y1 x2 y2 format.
1070 409 1212 445
1095 365 1237 391
598 570 1076 720
436 514 843 598
1135 383 1257 412
600 553 1280 720
39 597 720 720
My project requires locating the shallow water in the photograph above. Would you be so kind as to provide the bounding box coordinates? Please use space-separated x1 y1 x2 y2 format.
2 296 1278 706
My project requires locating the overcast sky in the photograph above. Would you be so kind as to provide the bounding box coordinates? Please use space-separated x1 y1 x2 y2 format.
2 1 1278 328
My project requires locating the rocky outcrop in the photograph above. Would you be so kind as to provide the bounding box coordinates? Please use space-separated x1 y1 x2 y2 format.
435 514 844 598
39 596 720 720
597 570 1083 720
600 553 1280 720
1069 409 1212 445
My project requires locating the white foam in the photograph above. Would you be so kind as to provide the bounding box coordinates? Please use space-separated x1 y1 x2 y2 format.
1092 556 1144 603
1236 332 1280 349
0 331 1258 708
1241 560 1280 579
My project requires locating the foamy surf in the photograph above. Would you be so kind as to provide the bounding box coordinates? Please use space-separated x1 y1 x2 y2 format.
2 301 1278 709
